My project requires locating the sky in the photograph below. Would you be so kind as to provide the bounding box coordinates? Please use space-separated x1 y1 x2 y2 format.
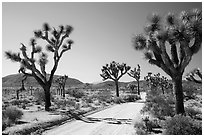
2 2 202 83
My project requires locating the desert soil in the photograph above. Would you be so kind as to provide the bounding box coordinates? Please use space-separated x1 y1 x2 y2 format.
43 92 146 135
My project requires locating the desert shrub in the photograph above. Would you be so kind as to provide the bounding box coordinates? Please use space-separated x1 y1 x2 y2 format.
135 128 148 135
66 100 76 106
54 99 76 109
10 99 20 106
148 118 161 129
134 120 148 135
3 106 23 123
96 90 112 103
163 115 202 135
85 96 93 104
68 89 85 98
2 117 12 131
21 98 31 104
9 99 31 106
183 85 197 100
22 104 26 109
113 97 125 104
185 107 202 119
10 99 21 106
142 94 175 119
124 94 141 102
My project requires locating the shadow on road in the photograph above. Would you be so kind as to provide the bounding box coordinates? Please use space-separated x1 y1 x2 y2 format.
68 111 133 125
67 111 133 125
87 117 133 125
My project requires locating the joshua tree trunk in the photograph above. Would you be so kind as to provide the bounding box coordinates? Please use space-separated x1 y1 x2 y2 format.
115 80 119 97
161 86 164 94
137 80 140 95
60 88 62 96
172 75 185 114
16 90 19 100
43 85 51 111
62 85 65 98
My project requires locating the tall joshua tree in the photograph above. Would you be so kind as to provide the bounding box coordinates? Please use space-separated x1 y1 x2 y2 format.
5 23 74 111
100 61 131 97
128 64 141 95
133 9 202 114
185 68 202 84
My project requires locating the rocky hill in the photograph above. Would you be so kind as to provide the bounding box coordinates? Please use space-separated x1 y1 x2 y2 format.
2 73 83 88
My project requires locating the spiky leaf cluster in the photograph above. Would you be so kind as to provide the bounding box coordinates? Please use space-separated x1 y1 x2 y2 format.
133 9 202 78
100 61 131 81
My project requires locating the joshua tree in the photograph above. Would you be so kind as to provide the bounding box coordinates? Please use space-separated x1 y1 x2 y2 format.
5 23 74 111
56 77 62 96
100 61 131 97
128 64 141 95
16 75 27 100
56 75 68 97
144 73 172 94
133 9 202 114
185 68 202 84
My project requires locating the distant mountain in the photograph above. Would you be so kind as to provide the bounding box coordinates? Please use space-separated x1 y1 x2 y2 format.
2 73 83 88
2 73 150 90
91 80 147 89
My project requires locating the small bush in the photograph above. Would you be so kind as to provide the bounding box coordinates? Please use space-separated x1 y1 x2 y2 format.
9 99 31 106
113 97 125 104
142 94 175 119
163 115 202 135
96 90 112 103
85 96 93 104
185 107 202 119
134 121 148 135
21 99 31 104
124 94 141 102
68 89 85 98
2 117 12 131
183 84 197 100
146 118 161 129
10 99 21 106
3 106 23 123
54 99 76 109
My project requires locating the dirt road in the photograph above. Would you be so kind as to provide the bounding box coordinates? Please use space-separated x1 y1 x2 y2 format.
43 93 146 135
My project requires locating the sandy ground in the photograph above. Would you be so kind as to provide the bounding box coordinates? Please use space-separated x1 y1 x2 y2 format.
43 92 146 135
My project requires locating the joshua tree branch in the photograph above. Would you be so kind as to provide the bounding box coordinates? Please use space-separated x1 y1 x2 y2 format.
170 43 179 67
41 32 54 46
49 60 59 84
118 69 128 80
179 41 192 73
158 41 175 73
58 33 68 48
188 75 202 84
